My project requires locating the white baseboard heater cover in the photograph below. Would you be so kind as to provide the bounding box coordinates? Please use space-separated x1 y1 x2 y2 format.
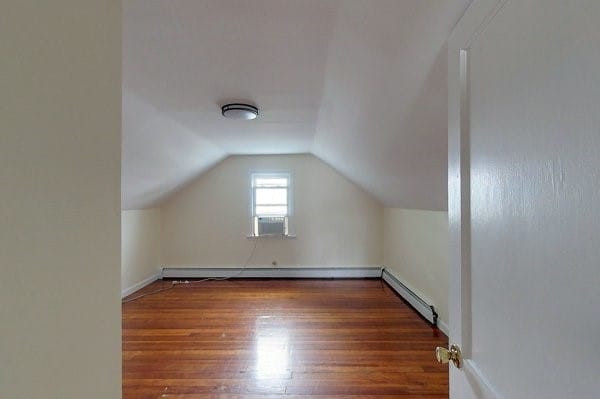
162 266 382 279
382 268 438 326
160 266 436 326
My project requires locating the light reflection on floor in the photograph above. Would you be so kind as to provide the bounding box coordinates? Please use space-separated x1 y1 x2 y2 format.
255 317 291 380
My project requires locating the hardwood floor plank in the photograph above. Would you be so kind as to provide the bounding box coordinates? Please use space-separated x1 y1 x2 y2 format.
122 279 448 398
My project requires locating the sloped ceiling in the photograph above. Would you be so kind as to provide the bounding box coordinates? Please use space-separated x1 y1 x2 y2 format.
123 0 471 210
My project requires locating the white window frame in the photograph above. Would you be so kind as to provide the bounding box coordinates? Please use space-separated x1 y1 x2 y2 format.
248 171 294 237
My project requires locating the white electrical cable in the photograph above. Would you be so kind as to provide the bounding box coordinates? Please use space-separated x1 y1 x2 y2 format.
122 238 260 304
121 283 175 303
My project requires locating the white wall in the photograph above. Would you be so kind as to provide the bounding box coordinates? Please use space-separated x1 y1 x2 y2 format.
383 208 449 328
162 154 383 268
0 2 121 398
122 209 162 295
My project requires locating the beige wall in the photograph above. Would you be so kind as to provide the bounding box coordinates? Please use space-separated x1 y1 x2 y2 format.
122 209 162 294
162 154 383 268
383 208 449 328
0 2 121 398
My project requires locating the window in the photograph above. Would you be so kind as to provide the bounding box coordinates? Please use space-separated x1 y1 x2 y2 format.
250 172 291 236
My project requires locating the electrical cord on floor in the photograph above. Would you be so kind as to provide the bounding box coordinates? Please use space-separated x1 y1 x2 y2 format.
121 283 175 304
122 238 260 304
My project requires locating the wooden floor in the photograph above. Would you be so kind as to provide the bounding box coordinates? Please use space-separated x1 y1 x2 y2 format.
122 279 448 398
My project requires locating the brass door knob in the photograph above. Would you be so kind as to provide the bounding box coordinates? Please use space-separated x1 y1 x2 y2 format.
435 344 462 368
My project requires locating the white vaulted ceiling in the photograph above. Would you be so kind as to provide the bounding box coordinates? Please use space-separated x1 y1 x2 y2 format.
123 0 471 210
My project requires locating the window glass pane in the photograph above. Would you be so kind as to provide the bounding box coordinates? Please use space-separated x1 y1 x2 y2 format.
255 188 287 205
254 177 288 187
255 205 288 216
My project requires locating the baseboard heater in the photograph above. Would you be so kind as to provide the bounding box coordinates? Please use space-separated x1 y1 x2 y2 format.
162 266 383 279
381 268 438 326
160 266 436 326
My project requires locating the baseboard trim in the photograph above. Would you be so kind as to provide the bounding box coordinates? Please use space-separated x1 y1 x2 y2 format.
121 272 162 298
162 266 383 279
382 268 438 326
124 268 445 332
438 319 449 336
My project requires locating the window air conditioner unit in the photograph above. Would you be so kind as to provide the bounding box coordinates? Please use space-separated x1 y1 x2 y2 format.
256 216 288 236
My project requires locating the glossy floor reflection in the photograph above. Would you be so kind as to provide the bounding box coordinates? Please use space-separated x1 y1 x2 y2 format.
256 329 290 379
123 279 449 398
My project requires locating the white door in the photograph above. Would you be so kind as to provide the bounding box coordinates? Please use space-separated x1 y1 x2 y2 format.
447 0 600 398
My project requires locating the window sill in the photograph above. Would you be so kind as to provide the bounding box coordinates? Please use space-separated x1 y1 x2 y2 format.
246 234 297 239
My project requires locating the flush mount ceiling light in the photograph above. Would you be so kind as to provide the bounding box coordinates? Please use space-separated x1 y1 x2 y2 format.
221 103 259 120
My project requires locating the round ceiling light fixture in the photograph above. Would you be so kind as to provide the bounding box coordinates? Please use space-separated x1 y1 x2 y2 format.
221 103 259 120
